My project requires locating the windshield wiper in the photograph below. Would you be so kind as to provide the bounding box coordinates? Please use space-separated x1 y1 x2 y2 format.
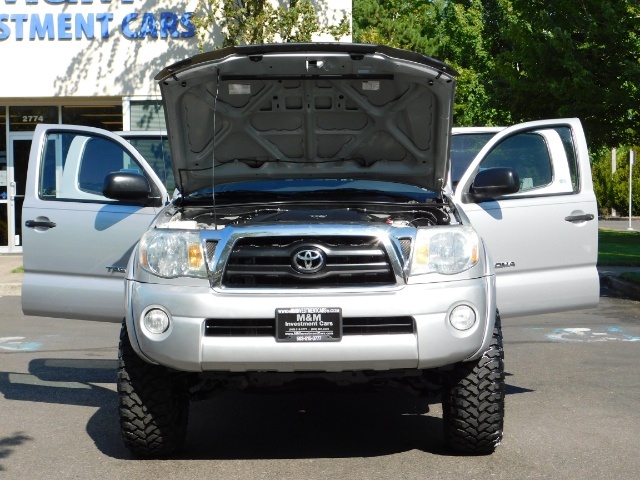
294 188 427 203
187 188 432 204
188 190 295 202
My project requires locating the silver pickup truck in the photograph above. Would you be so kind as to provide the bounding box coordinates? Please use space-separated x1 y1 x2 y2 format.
21 43 599 457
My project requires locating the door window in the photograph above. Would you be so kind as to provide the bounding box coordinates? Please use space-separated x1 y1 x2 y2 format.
39 131 144 202
474 127 576 196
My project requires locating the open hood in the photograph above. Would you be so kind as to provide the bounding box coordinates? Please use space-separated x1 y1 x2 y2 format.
156 43 458 196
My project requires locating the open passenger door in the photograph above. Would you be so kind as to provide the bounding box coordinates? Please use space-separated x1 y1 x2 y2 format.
453 118 599 318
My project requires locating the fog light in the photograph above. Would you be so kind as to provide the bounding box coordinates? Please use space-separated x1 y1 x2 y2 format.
449 305 476 331
144 309 170 334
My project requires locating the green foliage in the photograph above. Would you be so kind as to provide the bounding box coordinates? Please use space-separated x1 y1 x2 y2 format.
354 0 640 150
193 0 350 51
592 148 640 215
352 0 440 53
490 0 640 151
353 0 512 126
353 0 640 206
435 0 512 126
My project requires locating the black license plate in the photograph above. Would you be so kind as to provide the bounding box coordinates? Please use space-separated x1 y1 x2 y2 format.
276 307 342 342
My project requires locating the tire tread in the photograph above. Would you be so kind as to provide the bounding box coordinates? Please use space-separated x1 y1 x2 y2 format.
117 323 188 457
442 312 505 454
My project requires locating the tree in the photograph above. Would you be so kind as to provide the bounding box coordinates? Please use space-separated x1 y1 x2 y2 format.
352 0 441 54
435 0 512 126
592 148 640 215
489 0 640 151
354 0 640 151
353 0 640 212
192 0 350 51
352 1 512 126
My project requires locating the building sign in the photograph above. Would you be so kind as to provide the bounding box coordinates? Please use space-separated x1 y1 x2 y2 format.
0 0 195 41
0 0 350 98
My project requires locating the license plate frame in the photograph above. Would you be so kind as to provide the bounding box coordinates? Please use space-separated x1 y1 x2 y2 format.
275 307 342 342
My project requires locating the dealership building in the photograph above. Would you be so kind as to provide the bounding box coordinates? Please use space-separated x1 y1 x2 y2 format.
0 0 351 252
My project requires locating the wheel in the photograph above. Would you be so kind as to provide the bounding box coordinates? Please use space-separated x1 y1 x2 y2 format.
117 321 189 457
442 312 505 454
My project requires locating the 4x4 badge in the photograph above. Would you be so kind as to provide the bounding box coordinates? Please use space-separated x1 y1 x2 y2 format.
292 248 325 273
106 265 126 273
495 261 516 269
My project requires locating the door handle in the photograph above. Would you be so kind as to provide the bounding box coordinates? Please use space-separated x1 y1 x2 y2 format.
564 214 595 223
25 220 57 229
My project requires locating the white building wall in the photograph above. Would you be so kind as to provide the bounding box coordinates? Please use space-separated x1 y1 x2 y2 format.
0 0 352 99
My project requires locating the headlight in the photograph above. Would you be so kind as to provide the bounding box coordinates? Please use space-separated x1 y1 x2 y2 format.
138 229 206 278
410 226 480 275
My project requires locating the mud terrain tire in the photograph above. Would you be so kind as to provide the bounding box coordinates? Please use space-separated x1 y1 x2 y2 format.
442 313 505 454
117 322 189 457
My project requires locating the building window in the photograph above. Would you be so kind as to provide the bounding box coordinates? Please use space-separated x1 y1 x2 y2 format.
1 106 8 246
61 105 123 131
0 106 6 176
130 100 166 131
9 106 58 132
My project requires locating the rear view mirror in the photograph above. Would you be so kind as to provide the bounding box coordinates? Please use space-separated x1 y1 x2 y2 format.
469 167 520 201
103 171 151 202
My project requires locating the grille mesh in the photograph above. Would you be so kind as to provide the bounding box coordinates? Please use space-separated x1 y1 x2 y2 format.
399 238 412 261
205 318 274 337
205 317 414 337
206 240 218 263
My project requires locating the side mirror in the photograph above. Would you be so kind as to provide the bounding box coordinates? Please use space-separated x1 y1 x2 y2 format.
103 171 151 202
468 167 520 201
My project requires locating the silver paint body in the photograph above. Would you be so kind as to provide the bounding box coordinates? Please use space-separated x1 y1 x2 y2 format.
21 45 599 373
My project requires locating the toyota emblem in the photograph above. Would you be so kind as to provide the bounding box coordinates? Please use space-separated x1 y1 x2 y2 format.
292 248 325 273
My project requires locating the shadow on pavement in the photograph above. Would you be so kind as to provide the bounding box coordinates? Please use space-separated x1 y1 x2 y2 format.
181 387 449 459
0 359 534 461
0 358 129 460
0 432 32 472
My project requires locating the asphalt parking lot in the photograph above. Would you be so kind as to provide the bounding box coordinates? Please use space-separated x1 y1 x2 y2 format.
1 293 639 480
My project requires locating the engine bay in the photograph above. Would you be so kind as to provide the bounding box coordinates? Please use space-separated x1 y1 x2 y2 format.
158 202 454 230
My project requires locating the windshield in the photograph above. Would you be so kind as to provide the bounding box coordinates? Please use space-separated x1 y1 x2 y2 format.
121 135 175 192
186 179 439 203
451 133 496 184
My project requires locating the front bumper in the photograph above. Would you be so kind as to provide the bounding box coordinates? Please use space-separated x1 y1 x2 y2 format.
125 276 495 372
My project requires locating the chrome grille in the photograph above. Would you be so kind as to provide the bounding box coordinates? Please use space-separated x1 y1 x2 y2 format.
222 236 395 288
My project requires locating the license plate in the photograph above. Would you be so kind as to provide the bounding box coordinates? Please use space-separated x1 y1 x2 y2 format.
275 307 342 342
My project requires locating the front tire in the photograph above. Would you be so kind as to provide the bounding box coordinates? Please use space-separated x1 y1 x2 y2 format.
117 322 189 457
442 312 505 454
